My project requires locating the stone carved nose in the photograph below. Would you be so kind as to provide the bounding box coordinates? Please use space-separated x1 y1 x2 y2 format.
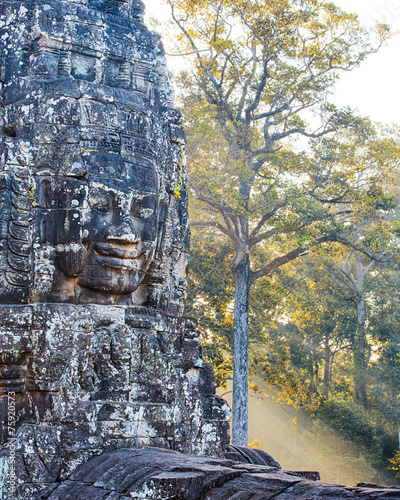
105 218 140 244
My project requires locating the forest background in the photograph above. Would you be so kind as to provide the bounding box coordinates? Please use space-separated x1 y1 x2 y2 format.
145 0 400 486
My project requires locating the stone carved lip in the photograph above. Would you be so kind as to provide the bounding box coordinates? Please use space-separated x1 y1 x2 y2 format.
93 243 144 270
93 253 138 270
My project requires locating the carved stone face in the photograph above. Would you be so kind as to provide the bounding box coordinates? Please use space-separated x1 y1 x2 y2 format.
77 160 158 294
42 147 160 298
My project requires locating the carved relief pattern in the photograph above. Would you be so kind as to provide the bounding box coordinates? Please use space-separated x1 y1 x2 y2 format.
6 167 33 301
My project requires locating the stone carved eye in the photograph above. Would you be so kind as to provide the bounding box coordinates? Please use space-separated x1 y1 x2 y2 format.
131 196 156 219
88 187 113 212
93 206 111 215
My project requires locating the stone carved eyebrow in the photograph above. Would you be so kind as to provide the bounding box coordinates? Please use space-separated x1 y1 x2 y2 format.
87 181 158 213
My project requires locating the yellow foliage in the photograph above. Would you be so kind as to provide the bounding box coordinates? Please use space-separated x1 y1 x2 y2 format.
248 437 263 449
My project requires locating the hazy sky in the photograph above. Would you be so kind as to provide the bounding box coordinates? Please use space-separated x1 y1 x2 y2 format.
144 0 400 125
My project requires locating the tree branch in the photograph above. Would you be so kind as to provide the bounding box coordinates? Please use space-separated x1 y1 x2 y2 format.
190 220 232 239
249 228 277 247
167 0 237 126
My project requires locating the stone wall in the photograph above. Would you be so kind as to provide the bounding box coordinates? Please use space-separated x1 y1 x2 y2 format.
0 304 230 496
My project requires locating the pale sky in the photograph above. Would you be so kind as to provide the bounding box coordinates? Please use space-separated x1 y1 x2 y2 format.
144 0 400 125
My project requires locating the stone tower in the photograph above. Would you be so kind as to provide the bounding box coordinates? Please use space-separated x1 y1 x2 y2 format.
0 1 229 497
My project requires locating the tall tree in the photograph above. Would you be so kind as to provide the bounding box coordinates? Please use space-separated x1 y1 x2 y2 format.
369 267 400 448
168 0 391 445
332 250 385 415
288 258 355 400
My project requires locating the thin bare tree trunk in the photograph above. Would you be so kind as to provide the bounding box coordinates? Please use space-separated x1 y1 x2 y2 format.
309 357 315 394
336 251 375 417
323 335 331 399
398 423 400 450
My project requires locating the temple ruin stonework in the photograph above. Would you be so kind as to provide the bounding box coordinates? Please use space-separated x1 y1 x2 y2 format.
1 1 400 499
0 0 230 497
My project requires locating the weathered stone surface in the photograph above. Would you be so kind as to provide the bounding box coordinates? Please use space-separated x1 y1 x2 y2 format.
224 444 282 468
41 448 400 500
0 1 229 497
0 304 230 495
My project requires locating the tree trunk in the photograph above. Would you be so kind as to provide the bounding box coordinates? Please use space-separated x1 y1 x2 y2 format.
398 422 400 449
231 253 251 446
309 357 315 394
353 294 368 417
323 335 331 399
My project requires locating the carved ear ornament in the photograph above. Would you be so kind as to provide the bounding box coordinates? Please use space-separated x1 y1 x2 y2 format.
162 108 183 126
